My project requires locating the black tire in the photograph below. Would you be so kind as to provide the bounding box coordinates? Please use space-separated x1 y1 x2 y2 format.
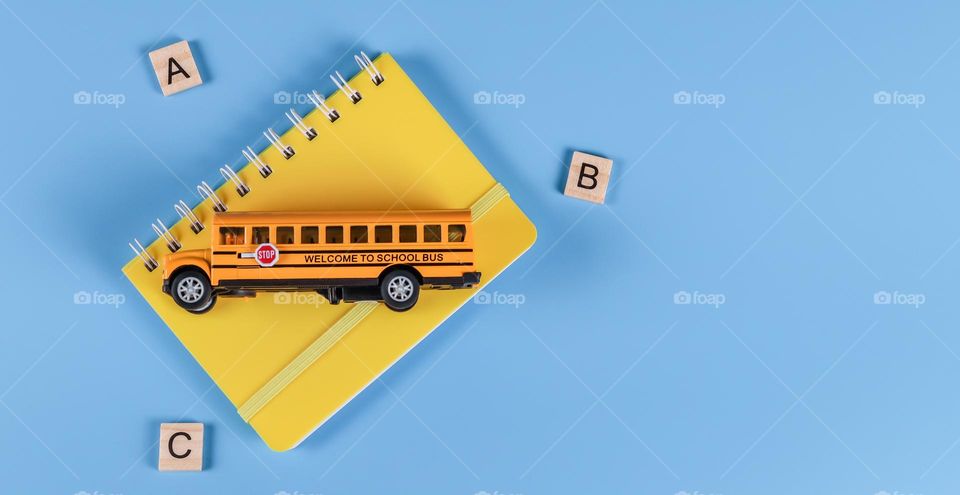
186 294 217 314
380 269 419 312
170 269 215 313
323 287 343 305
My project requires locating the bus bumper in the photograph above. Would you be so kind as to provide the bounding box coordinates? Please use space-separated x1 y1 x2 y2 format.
462 272 481 287
424 271 481 288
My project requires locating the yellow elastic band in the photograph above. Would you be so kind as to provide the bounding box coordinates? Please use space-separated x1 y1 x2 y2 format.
471 182 509 221
238 301 377 422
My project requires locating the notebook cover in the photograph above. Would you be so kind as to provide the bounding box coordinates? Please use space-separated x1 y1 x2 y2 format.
122 53 536 451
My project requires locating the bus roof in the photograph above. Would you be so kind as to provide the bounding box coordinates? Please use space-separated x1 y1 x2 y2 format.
212 210 473 226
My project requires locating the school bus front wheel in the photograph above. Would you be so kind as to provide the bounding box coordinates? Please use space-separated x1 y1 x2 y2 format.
169 269 217 314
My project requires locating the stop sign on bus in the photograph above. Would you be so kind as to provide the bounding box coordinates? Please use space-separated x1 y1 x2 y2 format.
255 243 279 267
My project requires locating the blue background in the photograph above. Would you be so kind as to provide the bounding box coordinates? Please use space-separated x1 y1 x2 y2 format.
2 0 960 494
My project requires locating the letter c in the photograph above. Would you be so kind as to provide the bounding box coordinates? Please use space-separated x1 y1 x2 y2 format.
168 431 192 459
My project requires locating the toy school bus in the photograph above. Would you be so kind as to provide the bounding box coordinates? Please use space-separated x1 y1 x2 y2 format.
161 210 480 313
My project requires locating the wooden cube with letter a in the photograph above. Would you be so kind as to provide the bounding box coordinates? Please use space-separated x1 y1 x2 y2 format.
564 151 613 204
158 423 204 471
149 41 203 96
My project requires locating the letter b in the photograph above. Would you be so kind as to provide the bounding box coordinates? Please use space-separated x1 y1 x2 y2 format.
577 163 599 190
564 151 613 204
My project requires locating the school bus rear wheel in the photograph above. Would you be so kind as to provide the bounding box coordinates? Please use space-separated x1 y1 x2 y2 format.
171 269 215 313
380 269 420 312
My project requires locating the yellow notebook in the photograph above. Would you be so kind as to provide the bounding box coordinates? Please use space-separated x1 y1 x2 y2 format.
122 52 536 451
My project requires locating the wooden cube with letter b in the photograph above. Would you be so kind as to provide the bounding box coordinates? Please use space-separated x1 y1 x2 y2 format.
158 423 204 471
564 151 613 204
149 41 203 96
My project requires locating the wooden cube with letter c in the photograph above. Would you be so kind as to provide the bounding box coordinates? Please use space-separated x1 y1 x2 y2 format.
158 422 204 471
564 151 613 204
148 41 203 96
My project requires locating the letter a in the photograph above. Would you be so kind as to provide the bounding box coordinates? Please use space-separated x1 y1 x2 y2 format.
167 57 191 85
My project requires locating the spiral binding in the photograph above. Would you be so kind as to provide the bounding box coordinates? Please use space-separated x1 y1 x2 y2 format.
220 164 250 197
331 71 361 103
175 199 204 233
128 51 386 272
242 146 272 178
307 90 340 122
285 108 317 140
264 127 295 159
356 51 384 85
152 218 182 252
198 181 227 212
129 238 159 271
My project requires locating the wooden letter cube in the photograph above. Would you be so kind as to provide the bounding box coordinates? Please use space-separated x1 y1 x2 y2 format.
149 41 203 96
158 423 204 471
564 151 613 204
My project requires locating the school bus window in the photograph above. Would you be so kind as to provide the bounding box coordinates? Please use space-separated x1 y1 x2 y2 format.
326 226 343 244
350 226 368 243
399 225 417 243
277 226 295 244
448 224 466 242
424 224 442 242
301 226 319 244
375 225 393 243
252 226 270 244
219 227 244 245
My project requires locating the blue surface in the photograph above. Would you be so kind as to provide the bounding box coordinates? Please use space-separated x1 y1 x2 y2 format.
2 0 960 493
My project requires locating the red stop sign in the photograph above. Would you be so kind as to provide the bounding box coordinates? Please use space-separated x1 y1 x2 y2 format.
255 243 279 267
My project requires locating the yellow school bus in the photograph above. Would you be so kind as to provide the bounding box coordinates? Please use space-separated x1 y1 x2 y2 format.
161 210 480 313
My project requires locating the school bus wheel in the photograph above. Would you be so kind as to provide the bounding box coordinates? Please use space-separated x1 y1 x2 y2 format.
170 269 216 313
380 268 420 312
187 291 217 314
